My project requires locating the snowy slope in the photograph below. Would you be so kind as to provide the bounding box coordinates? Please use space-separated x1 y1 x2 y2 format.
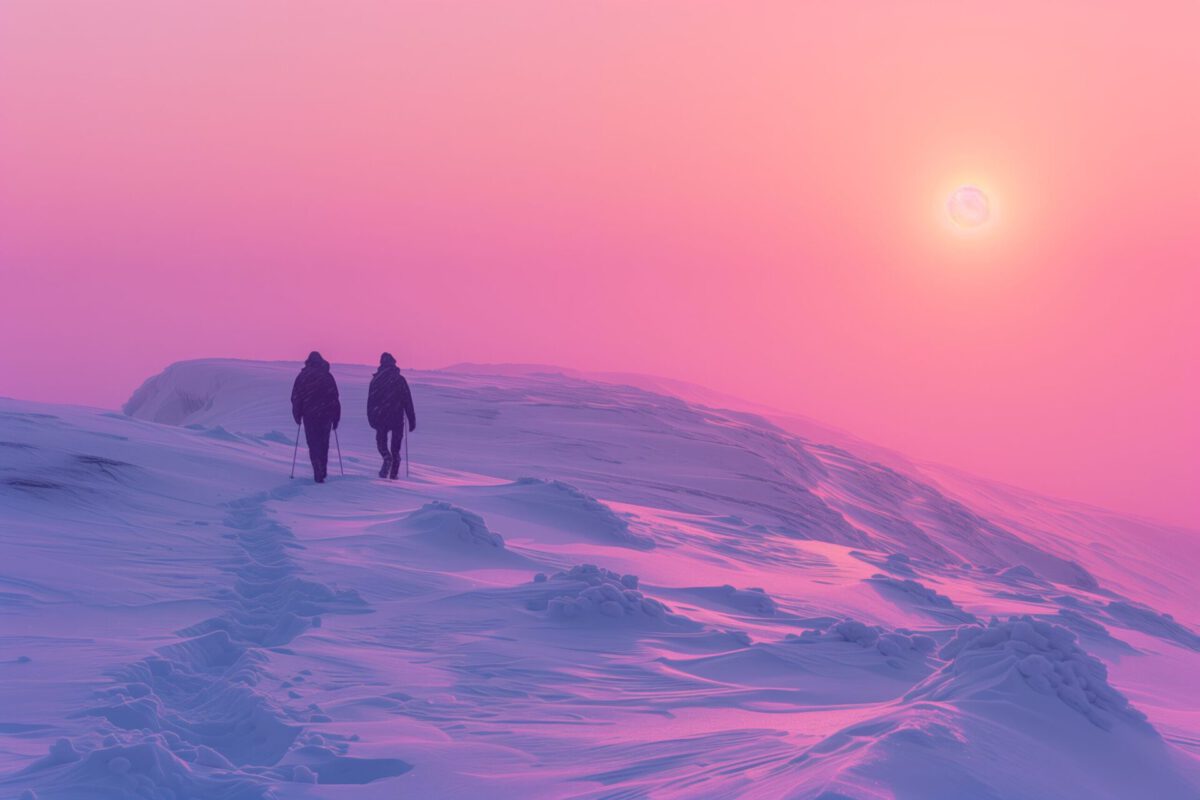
1 358 1198 799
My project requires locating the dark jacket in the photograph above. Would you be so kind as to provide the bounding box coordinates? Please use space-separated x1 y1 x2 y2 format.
291 353 341 427
367 364 416 431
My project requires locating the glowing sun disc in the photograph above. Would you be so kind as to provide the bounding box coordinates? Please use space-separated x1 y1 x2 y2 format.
947 186 990 228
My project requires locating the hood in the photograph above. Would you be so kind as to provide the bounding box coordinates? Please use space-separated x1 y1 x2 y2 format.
304 351 329 370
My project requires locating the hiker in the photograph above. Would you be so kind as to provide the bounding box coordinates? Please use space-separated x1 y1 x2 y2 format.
367 352 416 479
291 351 341 483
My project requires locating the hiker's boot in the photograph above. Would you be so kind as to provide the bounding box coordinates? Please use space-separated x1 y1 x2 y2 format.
389 458 400 480
379 454 391 479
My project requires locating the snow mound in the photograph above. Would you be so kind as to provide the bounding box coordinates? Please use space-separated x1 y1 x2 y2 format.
913 616 1149 730
1105 601 1200 651
123 364 218 424
525 565 696 628
998 564 1046 584
880 552 918 576
788 619 936 664
1049 609 1137 652
685 584 778 616
507 477 653 549
866 574 977 622
406 501 505 550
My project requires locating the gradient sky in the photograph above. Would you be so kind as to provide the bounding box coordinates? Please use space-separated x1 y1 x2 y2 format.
2 2 1197 527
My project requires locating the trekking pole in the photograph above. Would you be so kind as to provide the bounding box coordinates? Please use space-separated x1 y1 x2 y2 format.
290 422 301 479
334 428 345 476
404 418 410 478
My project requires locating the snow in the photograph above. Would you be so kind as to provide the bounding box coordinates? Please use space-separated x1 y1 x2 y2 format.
1 358 1198 798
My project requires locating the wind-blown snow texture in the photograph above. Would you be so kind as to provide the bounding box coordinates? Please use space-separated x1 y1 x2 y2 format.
2 358 1198 798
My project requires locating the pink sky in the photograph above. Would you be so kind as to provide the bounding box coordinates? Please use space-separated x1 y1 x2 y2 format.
1 2 1197 527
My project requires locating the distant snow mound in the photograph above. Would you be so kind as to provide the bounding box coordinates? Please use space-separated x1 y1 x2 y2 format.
185 423 246 443
883 553 918 576
1049 609 1136 652
788 619 936 664
1105 601 1200 651
510 477 653 549
999 564 1041 581
406 501 505 550
849 550 924 577
525 564 695 628
688 584 778 616
122 359 299 431
912 616 1149 730
866 574 977 622
123 362 222 424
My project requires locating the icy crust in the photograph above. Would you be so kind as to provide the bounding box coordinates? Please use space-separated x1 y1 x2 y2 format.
525 565 697 628
788 619 936 665
407 501 505 549
916 616 1149 730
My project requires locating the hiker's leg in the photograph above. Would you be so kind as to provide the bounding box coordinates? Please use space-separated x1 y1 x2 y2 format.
375 427 391 477
307 419 331 481
303 419 320 477
388 428 403 479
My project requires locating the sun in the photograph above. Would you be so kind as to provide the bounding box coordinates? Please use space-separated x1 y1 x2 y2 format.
947 185 990 229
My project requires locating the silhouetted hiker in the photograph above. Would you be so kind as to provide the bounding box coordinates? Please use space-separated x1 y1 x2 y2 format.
291 351 341 483
367 352 416 480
